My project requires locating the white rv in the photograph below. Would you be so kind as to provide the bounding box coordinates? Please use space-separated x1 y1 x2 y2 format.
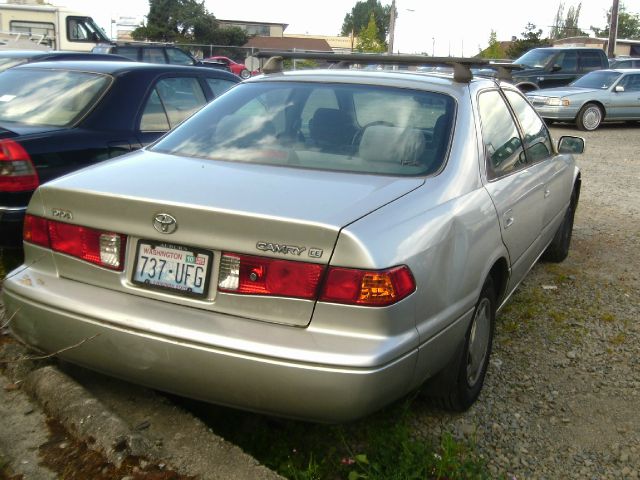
0 3 109 51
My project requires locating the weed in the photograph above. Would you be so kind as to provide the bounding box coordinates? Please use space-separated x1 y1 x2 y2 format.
182 396 491 480
600 312 616 323
609 333 626 345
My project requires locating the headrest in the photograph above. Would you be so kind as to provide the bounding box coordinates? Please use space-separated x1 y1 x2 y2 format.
358 125 426 164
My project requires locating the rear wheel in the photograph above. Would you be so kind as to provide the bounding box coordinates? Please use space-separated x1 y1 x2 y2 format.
426 277 496 411
576 103 603 131
542 188 577 262
239 69 251 79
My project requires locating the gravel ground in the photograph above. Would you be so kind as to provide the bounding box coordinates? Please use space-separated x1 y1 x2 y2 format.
414 123 640 479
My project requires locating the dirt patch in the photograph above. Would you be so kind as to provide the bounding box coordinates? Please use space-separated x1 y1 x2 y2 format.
39 419 193 480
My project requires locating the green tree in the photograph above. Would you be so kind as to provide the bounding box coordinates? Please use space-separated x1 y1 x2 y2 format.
550 2 587 39
356 13 386 52
479 30 506 59
341 0 390 47
506 23 550 59
590 5 640 39
132 0 247 45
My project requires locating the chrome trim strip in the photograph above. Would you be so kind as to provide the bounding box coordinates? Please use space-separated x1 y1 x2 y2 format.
0 206 27 213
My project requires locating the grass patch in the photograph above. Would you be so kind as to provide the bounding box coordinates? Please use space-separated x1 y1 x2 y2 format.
180 396 490 480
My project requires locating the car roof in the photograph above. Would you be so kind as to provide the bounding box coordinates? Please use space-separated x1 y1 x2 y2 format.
245 68 497 95
0 50 49 59
11 60 240 78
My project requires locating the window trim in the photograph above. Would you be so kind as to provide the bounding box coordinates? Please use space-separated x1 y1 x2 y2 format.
66 16 104 43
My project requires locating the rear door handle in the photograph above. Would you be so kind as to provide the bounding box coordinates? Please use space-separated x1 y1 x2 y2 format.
503 209 514 229
544 187 551 198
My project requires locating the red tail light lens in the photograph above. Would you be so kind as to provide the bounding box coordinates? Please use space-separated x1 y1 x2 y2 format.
23 214 50 248
0 139 39 192
217 252 415 306
320 265 415 306
23 215 126 270
218 253 324 299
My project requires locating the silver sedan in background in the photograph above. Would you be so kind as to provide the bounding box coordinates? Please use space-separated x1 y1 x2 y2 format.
527 68 640 130
3 58 583 422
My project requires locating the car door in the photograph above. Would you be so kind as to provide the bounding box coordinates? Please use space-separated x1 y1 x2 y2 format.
137 75 209 145
610 73 640 120
478 89 546 285
502 89 572 247
540 50 579 88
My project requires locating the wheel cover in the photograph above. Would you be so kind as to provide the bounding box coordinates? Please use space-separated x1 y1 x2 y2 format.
582 106 602 130
467 298 492 386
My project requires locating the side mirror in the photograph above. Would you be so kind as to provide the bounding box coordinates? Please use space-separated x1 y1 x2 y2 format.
615 85 625 93
558 136 584 154
551 64 562 72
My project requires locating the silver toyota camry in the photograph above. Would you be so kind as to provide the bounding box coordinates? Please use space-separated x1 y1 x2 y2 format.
2 54 584 422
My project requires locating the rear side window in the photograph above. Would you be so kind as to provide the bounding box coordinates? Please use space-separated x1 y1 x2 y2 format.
142 48 167 64
0 69 110 127
151 82 455 177
140 77 206 131
478 90 525 180
580 51 605 72
114 47 139 61
504 90 552 163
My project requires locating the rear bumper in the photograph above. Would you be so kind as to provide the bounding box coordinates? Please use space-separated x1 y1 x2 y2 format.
3 266 420 422
0 206 26 248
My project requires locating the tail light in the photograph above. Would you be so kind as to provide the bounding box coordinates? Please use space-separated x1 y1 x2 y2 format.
218 253 324 299
23 214 126 270
320 265 415 306
0 139 39 192
218 252 415 306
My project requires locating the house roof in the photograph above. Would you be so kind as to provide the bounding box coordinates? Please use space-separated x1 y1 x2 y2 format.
243 36 333 52
218 19 289 30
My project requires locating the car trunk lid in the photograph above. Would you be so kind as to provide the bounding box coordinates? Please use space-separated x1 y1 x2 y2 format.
34 150 424 326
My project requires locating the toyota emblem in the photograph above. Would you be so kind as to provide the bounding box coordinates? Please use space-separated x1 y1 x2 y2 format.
153 213 178 234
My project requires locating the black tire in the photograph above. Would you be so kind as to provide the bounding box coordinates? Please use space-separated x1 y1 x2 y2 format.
239 69 251 79
542 188 577 262
576 103 603 131
425 277 496 411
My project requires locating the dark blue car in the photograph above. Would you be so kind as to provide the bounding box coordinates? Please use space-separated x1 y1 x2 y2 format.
0 61 239 248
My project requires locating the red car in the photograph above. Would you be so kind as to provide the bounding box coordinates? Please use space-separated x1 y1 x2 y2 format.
206 56 255 78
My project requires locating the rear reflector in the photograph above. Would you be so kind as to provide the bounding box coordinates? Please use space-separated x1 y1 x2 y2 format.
218 252 324 300
0 139 39 192
320 265 415 306
218 252 415 306
23 214 126 270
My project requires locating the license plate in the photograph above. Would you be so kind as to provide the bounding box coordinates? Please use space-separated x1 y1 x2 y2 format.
132 241 212 298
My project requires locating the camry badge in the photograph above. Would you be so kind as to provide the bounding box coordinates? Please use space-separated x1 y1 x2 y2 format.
153 213 178 234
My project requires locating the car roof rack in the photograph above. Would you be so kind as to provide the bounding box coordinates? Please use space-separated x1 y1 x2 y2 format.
256 50 516 83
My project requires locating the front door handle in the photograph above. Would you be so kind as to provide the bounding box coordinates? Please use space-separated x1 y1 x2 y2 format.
503 209 514 229
544 187 551 198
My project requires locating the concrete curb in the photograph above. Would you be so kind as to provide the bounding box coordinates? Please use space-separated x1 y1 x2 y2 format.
24 365 156 466
0 343 284 479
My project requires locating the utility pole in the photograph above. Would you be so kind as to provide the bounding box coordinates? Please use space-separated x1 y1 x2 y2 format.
387 0 397 54
607 0 619 58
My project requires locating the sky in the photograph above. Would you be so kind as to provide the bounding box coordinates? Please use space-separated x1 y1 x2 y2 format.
54 0 640 57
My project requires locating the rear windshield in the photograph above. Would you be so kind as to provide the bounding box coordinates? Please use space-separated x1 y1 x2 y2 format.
151 81 455 176
0 58 28 72
0 68 110 127
571 70 621 89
